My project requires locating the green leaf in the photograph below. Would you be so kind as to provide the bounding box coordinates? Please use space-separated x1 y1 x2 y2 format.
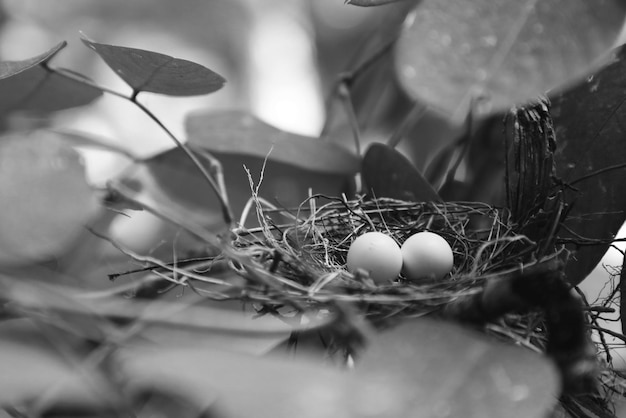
362 142 440 201
0 43 102 113
395 0 626 119
81 34 226 96
186 110 360 175
355 318 560 418
550 44 626 284
0 131 99 265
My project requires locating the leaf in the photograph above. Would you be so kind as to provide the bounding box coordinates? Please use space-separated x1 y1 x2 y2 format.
121 317 559 417
395 0 626 120
185 110 360 175
0 43 102 113
4 280 309 338
550 44 626 284
0 131 99 265
125 146 356 231
362 142 440 201
0 318 108 407
0 41 65 78
0 272 304 355
346 0 410 6
81 35 226 96
354 318 560 418
124 111 359 229
51 129 137 159
120 345 354 417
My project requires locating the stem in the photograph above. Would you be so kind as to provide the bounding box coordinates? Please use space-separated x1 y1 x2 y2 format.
569 162 626 186
131 97 234 225
387 101 428 149
338 82 361 156
46 65 234 227
442 107 475 189
320 38 395 139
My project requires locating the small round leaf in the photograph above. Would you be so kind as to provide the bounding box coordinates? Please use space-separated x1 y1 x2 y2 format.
0 131 99 265
395 0 626 119
81 35 226 96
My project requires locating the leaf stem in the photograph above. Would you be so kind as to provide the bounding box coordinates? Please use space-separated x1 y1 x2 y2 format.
46 65 234 227
387 101 428 148
320 38 395 139
569 162 626 186
338 82 362 156
131 96 234 225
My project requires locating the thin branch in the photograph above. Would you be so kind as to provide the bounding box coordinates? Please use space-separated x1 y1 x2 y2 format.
387 101 428 148
569 162 626 186
46 65 234 227
338 82 362 156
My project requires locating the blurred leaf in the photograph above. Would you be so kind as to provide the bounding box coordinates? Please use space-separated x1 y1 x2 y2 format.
120 345 353 417
0 131 99 265
550 44 626 285
395 0 626 120
0 41 65 78
362 142 440 201
186 110 360 175
0 272 326 355
0 318 107 408
126 125 359 231
346 0 410 6
121 317 559 417
0 43 102 114
52 129 137 159
81 35 226 96
0 272 112 342
354 318 560 418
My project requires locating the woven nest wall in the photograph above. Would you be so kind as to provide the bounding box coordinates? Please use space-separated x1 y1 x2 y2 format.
231 197 550 321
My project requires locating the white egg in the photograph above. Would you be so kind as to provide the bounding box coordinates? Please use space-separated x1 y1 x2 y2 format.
346 231 403 283
401 231 454 281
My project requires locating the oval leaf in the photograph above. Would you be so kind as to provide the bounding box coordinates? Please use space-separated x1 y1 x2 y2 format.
363 142 440 201
0 41 65 79
551 44 626 284
0 131 99 265
395 0 626 119
121 318 560 417
126 144 355 229
0 318 107 407
0 43 102 113
186 109 361 175
346 0 411 6
81 35 226 96
355 318 560 418
120 346 354 417
0 69 103 114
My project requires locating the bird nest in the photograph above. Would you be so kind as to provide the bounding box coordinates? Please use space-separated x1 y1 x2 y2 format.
228 195 552 322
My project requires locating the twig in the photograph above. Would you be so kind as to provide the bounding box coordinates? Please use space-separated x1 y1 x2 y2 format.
46 65 234 227
337 82 362 156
